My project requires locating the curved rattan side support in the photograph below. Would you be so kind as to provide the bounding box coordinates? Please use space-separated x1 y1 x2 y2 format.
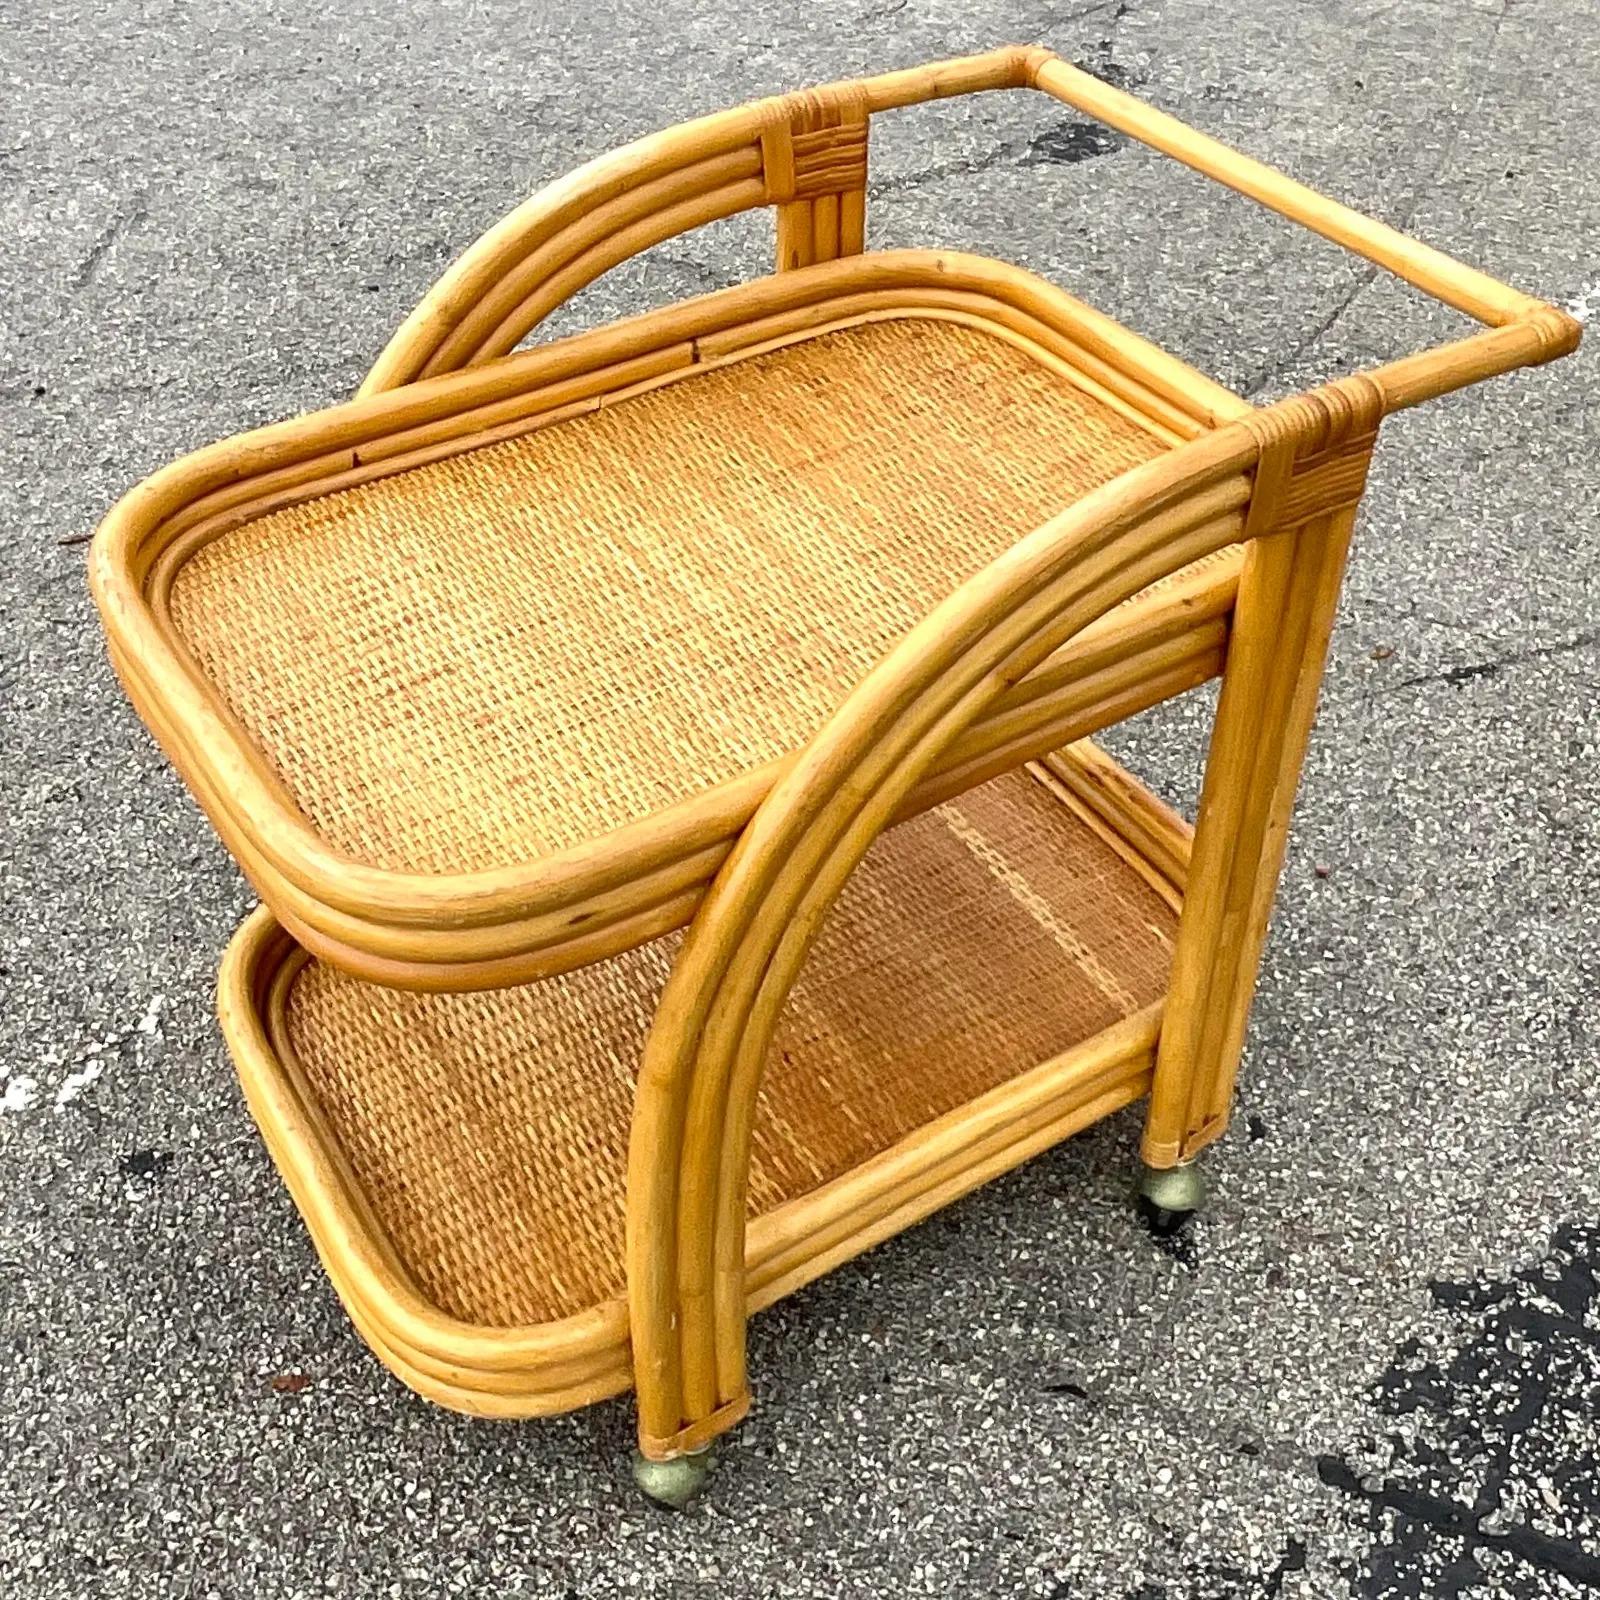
623 424 1265 1460
359 48 1034 395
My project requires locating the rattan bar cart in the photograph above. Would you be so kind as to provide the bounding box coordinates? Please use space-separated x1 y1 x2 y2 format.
90 46 1578 1505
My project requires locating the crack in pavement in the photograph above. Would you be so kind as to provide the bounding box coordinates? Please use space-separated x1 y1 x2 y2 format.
869 137 1025 197
1348 591 1507 646
1242 0 1513 400
1034 0 1138 34
1387 627 1600 691
71 202 147 289
647 251 730 292
1242 263 1380 398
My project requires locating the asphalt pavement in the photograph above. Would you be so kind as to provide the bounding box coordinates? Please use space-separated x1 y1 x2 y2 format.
2 1 1597 1595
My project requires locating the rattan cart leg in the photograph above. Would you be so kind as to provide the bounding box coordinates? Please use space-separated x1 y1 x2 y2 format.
1143 381 1381 1170
1143 511 1357 1167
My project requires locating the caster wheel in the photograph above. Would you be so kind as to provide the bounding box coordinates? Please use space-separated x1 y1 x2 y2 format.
632 1446 714 1510
1137 1161 1204 1236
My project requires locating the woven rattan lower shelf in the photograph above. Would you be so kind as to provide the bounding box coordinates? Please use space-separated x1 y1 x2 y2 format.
219 762 1185 1417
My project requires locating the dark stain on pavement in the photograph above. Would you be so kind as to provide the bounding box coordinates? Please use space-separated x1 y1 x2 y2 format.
1021 24 1145 167
1117 1225 1600 1597
1024 119 1127 165
1146 1223 1201 1271
118 1148 173 1182
1316 1222 1600 1595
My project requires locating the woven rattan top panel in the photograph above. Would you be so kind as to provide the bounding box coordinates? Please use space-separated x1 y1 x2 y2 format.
281 768 1177 1328
169 316 1165 874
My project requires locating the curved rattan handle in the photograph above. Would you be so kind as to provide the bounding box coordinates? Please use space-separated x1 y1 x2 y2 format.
358 120 773 396
357 48 1037 396
362 45 1576 400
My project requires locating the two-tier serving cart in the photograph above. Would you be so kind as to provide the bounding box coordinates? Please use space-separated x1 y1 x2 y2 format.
90 46 1578 1503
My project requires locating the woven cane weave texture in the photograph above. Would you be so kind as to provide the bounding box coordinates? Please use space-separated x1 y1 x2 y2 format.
169 317 1166 874
282 769 1178 1328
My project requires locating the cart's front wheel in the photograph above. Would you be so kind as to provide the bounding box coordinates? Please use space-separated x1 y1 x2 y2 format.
632 1446 714 1510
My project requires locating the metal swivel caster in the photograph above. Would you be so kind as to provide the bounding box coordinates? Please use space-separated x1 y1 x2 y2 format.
1137 1160 1204 1237
632 1445 714 1509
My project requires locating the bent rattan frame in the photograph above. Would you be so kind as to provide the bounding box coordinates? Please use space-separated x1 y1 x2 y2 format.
90 44 1579 1469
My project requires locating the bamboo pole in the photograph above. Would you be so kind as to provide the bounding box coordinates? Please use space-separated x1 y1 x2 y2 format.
1038 740 1193 894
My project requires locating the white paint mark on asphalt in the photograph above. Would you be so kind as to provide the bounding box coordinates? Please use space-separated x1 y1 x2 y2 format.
2 993 169 1116
54 1054 106 1109
2 1075 40 1114
1567 283 1600 323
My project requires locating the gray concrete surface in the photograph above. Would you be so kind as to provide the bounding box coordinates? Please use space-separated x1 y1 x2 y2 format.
2 0 1597 1595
